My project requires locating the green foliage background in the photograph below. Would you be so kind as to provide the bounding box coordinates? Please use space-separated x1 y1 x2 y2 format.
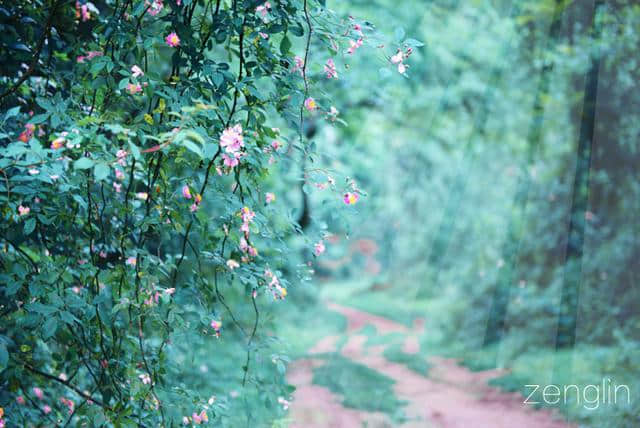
1 0 640 427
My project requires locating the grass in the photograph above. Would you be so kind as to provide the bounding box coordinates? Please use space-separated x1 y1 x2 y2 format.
383 344 431 376
275 300 347 357
454 344 640 427
312 352 407 422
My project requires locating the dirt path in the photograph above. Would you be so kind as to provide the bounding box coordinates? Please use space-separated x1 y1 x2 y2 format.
287 302 574 428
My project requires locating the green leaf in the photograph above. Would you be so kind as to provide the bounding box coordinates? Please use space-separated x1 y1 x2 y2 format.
42 317 58 339
404 38 424 47
25 302 57 315
183 140 203 158
74 157 95 170
0 343 7 370
128 142 141 160
280 36 292 55
60 311 79 325
394 27 406 42
23 218 36 235
94 162 110 182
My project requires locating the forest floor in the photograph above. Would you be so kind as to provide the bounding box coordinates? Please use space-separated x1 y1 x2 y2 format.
286 301 574 428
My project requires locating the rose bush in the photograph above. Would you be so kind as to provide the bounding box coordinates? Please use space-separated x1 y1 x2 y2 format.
0 0 420 425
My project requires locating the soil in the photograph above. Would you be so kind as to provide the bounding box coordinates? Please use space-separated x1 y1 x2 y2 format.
287 302 574 428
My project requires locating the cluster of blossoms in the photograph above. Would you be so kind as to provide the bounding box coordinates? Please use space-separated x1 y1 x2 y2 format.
59 397 75 415
75 1 96 22
76 50 103 63
145 0 163 16
390 47 413 74
10 378 76 419
143 284 175 307
324 58 338 79
264 269 287 300
112 150 128 192
183 409 209 425
18 123 35 142
17 204 29 216
265 192 275 204
261 134 283 165
255 1 271 21
138 372 152 385
50 133 66 150
220 124 245 168
238 207 258 259
347 37 363 55
291 56 305 76
182 185 203 212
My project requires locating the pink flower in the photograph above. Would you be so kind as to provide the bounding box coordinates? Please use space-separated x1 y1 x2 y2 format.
131 65 144 78
271 140 282 150
182 416 190 425
126 256 137 266
291 56 304 75
226 259 240 270
51 137 65 149
220 124 244 154
265 192 275 204
85 51 103 60
181 185 192 199
18 205 30 216
314 241 325 256
139 373 152 385
390 50 403 64
347 38 363 55
324 58 338 79
304 97 317 112
113 182 122 193
16 396 25 405
256 1 271 17
60 397 74 415
192 413 202 424
211 319 222 337
146 0 163 16
76 2 90 21
127 83 142 95
115 168 124 180
165 32 180 47
222 153 239 168
190 203 199 212
164 287 176 295
33 387 44 400
397 62 407 74
43 405 52 414
259 32 269 39
343 192 359 205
